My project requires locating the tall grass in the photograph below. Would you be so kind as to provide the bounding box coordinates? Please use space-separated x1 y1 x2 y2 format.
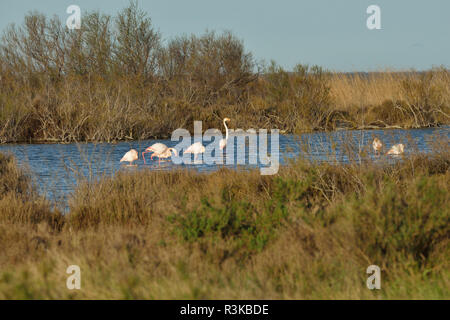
0 3 449 143
0 144 448 298
0 153 63 227
330 71 450 129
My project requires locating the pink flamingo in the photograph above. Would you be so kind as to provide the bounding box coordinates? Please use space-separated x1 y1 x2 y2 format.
386 143 405 155
120 149 138 166
372 138 383 156
184 141 206 161
142 143 178 165
219 118 231 150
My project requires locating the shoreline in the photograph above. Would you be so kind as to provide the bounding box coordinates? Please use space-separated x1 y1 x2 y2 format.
0 123 447 145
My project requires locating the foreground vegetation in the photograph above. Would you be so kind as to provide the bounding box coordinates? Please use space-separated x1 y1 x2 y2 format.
0 2 449 143
0 140 448 299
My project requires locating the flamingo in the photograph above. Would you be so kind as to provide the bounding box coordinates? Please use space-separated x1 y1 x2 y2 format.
184 141 205 161
386 143 405 155
142 143 177 165
120 149 138 166
372 138 383 156
219 117 231 150
156 147 178 163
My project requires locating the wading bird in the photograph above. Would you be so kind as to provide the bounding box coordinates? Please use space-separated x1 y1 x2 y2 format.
155 147 178 164
120 149 138 166
386 143 405 155
142 143 177 165
184 141 206 161
219 117 231 150
372 137 383 156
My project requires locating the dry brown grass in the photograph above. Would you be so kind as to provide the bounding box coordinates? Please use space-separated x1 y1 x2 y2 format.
0 144 448 299
330 69 450 128
331 71 404 111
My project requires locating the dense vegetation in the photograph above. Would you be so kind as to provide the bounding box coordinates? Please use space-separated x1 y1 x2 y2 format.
0 2 449 143
0 135 448 299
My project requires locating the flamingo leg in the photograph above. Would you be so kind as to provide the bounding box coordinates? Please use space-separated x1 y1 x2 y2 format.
142 151 149 165
142 148 154 165
128 160 137 167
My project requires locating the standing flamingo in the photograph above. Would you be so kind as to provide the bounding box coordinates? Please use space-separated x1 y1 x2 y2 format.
120 149 138 166
184 141 206 161
156 147 178 163
219 118 231 150
142 143 177 165
372 138 383 156
386 143 405 155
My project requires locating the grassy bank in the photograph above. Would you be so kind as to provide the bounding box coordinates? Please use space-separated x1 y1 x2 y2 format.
0 147 448 299
1 3 449 143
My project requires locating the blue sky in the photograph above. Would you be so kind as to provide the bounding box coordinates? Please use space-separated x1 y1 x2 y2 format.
0 0 448 71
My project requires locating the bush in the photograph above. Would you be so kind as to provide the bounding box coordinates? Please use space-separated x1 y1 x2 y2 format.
263 63 333 131
168 194 288 254
337 175 449 267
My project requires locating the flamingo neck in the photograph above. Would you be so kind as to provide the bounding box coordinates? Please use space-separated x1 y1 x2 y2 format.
223 120 229 140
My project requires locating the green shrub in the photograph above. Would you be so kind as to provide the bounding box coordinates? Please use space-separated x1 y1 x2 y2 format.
337 175 449 267
168 193 288 254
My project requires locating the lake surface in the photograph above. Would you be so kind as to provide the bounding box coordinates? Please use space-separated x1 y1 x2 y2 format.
0 127 448 207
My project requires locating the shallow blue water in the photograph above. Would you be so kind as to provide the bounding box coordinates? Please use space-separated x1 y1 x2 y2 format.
0 127 448 206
